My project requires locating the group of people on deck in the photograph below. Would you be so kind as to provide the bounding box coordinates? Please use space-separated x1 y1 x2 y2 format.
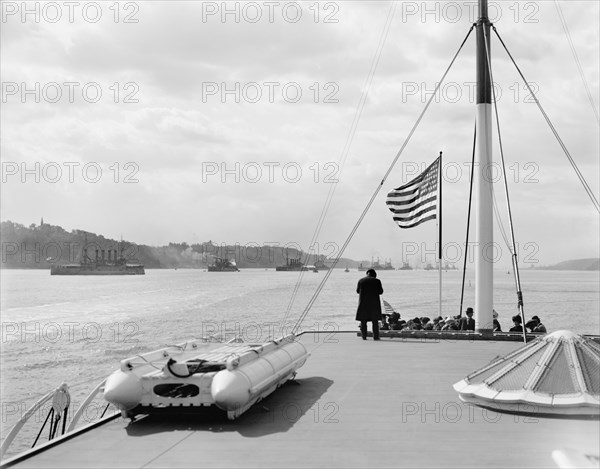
380 308 478 332
378 307 547 335
509 314 547 333
356 269 547 340
380 313 472 331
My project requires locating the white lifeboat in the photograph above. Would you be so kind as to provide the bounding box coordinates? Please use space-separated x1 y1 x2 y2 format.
104 334 309 420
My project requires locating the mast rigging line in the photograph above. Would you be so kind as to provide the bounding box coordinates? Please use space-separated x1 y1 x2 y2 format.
482 24 527 343
554 0 600 125
292 25 476 334
491 182 512 251
458 123 476 318
280 0 398 331
492 26 600 214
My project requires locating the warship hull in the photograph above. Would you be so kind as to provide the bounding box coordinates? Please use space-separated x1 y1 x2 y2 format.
50 265 145 275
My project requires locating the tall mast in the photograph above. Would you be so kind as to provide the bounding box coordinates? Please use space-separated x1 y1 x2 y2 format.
475 0 493 333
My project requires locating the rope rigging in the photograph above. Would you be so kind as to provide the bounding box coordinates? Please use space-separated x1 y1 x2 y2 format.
458 21 598 340
291 25 476 334
482 24 527 342
291 17 598 336
554 0 600 125
280 0 399 332
458 123 476 318
492 26 600 214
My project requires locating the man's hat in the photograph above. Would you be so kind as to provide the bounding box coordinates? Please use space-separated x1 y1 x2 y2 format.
525 319 537 330
465 307 474 315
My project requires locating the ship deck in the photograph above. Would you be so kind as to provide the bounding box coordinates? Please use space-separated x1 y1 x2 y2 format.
4 332 599 468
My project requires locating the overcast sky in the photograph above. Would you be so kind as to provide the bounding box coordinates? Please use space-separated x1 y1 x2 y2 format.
1 0 598 267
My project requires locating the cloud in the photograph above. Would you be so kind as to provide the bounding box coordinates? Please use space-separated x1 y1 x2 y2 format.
1 1 598 265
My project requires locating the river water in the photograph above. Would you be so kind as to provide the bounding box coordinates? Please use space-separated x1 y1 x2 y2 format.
1 268 598 457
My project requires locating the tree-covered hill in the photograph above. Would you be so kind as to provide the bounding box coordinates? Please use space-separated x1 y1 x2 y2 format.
0 220 357 270
539 258 599 271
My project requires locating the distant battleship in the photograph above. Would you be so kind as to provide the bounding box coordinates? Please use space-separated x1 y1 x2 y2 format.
50 245 144 275
207 257 239 272
358 257 394 271
313 256 330 271
397 262 413 270
276 251 308 271
419 262 457 272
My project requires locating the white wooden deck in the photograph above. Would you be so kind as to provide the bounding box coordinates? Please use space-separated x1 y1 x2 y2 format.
4 332 599 468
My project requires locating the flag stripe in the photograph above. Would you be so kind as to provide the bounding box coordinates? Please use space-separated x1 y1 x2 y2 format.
383 300 396 315
387 194 436 213
392 205 436 222
393 214 437 229
386 157 440 229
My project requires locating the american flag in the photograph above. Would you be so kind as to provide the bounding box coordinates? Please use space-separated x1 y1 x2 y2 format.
386 157 440 229
382 300 397 316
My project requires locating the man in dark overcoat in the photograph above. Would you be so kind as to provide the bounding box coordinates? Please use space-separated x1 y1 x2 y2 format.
356 269 384 340
459 307 475 331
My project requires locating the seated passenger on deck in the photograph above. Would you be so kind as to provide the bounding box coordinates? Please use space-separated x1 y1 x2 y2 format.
493 310 502 332
408 317 423 330
432 316 444 330
525 315 547 333
441 317 458 331
394 319 406 330
381 312 401 331
380 315 390 330
509 315 523 332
